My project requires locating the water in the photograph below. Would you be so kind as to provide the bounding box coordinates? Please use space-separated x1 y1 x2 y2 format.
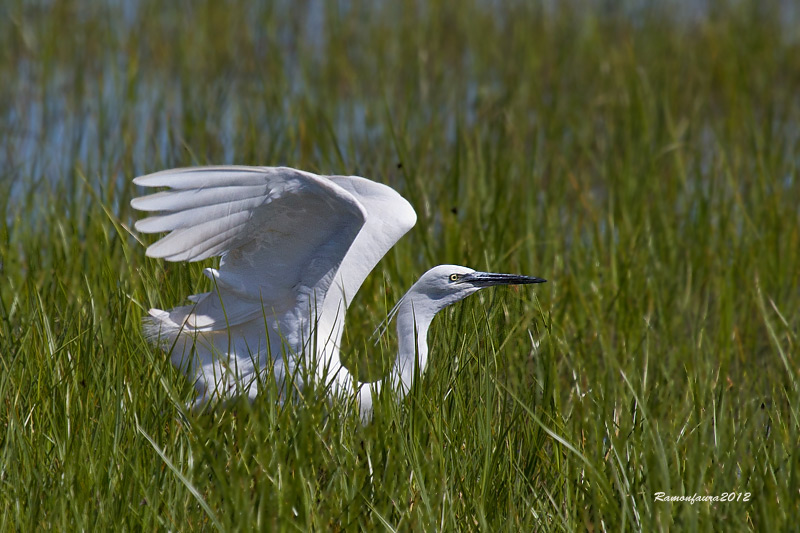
2 0 798 209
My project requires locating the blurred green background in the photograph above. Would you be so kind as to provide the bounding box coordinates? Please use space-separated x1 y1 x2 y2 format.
1 0 798 530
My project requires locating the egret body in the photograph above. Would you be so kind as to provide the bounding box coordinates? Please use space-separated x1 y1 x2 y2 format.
131 167 545 418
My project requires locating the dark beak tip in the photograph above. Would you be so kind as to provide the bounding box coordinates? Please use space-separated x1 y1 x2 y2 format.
513 275 546 285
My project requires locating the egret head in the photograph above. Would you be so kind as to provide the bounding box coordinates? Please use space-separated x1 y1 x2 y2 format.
410 264 546 312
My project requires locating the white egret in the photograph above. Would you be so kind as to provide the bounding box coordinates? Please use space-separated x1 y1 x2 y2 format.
131 166 545 418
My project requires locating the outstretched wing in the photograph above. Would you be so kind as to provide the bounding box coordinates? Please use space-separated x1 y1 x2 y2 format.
131 166 367 332
325 175 417 308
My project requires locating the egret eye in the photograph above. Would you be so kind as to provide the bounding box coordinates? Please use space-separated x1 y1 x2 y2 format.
449 273 461 282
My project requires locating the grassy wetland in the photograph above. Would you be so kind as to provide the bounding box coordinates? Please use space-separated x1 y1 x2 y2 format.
1 0 799 530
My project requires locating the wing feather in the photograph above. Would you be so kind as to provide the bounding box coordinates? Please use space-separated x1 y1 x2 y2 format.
145 214 251 262
132 166 274 188
134 196 264 234
132 166 368 332
130 184 269 213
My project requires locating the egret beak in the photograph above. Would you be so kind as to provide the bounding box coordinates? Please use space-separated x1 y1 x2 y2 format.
461 272 547 287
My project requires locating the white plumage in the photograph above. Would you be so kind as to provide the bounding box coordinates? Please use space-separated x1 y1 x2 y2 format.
132 166 544 418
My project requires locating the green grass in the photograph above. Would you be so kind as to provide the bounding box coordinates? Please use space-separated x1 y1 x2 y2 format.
2 0 799 530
